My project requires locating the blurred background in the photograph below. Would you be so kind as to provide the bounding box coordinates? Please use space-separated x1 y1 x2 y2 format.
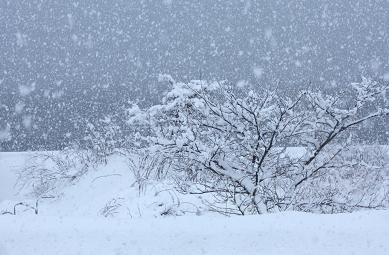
0 0 388 151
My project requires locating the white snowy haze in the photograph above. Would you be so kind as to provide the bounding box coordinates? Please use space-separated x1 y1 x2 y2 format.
0 0 388 150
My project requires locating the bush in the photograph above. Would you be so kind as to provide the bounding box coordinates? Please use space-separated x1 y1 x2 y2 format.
127 77 389 215
17 149 100 199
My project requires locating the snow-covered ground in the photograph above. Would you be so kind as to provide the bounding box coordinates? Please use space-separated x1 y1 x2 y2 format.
1 151 389 255
1 210 389 255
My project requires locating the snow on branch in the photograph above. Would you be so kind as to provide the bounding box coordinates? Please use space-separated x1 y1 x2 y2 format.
124 77 389 215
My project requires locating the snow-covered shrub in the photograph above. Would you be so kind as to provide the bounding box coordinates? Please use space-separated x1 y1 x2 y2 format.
127 77 389 215
292 146 389 213
126 150 172 195
17 149 99 199
80 115 124 164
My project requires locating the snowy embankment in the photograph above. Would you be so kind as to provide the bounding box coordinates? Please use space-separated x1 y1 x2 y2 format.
1 151 389 254
1 210 389 255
